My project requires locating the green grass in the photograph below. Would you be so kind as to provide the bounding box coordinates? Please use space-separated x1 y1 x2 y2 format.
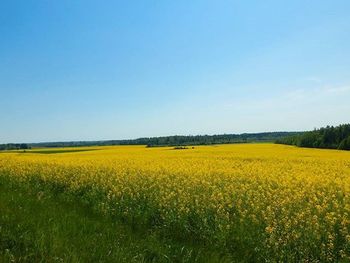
24 149 98 154
0 148 99 154
0 177 233 263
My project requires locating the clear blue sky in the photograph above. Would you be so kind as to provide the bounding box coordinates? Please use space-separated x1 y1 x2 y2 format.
1 0 350 143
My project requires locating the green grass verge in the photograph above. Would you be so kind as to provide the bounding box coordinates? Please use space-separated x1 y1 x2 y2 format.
0 177 233 263
24 149 99 154
0 149 99 154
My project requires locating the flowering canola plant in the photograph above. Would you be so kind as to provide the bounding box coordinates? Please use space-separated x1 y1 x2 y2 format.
1 144 350 261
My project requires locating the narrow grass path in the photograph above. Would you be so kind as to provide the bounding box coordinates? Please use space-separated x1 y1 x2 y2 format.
0 178 232 263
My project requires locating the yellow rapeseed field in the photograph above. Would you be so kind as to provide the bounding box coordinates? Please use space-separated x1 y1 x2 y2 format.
1 143 350 261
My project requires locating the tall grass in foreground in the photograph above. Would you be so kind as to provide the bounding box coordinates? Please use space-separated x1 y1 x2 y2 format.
1 144 350 262
0 177 229 262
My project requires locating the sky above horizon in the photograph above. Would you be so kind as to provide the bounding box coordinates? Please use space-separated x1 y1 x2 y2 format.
1 0 350 143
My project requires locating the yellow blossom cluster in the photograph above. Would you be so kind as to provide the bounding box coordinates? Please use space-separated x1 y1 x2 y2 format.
1 144 350 261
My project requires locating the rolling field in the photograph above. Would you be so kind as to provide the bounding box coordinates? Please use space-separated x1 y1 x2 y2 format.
1 144 350 262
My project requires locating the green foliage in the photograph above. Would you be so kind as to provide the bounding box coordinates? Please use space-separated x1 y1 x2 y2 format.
25 149 98 154
0 177 233 263
338 136 350 150
0 143 30 151
27 132 301 148
276 124 350 150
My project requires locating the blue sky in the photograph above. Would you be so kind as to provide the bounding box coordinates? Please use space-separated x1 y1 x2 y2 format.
1 0 350 143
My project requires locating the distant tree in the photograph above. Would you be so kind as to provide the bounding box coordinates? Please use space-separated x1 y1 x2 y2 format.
338 136 350 150
20 144 29 149
276 124 350 151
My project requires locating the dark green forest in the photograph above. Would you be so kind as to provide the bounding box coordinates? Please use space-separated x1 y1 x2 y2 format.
1 132 301 149
2 125 350 151
0 143 30 151
276 124 350 150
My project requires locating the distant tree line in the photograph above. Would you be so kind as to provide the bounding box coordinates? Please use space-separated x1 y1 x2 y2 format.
0 143 30 151
26 132 302 148
275 124 350 150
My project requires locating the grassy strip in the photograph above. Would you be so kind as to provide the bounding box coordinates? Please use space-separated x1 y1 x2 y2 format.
0 176 232 263
11 149 99 154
